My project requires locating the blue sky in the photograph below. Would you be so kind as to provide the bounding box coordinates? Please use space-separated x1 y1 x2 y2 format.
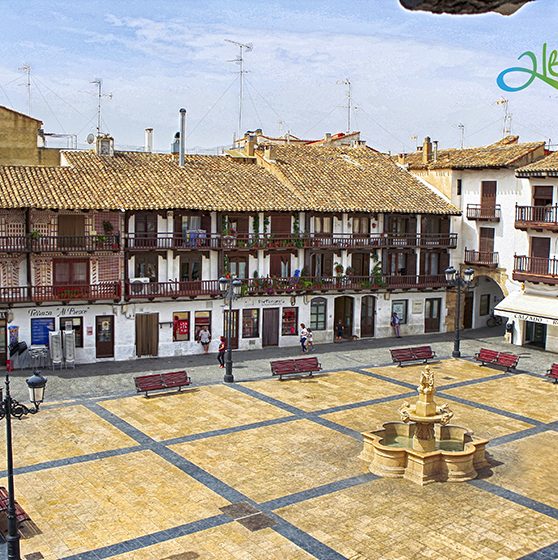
1 0 556 152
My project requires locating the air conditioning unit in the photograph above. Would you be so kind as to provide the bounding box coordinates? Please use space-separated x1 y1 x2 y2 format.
130 277 150 294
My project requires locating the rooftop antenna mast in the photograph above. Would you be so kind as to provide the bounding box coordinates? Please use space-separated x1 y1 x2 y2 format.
337 78 352 133
19 64 31 114
457 123 465 148
496 97 512 137
90 78 112 136
225 39 253 144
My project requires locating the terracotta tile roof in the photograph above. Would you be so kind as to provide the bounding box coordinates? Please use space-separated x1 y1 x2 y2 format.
0 147 458 215
260 145 459 214
401 137 545 170
516 151 558 176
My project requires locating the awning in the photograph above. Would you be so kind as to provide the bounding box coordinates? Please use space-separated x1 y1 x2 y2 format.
495 291 558 326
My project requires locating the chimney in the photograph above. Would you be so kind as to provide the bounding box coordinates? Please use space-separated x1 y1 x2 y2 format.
244 134 256 157
433 140 438 162
144 128 153 153
95 133 114 156
264 145 277 162
179 108 186 166
422 136 432 164
324 132 332 143
171 132 180 154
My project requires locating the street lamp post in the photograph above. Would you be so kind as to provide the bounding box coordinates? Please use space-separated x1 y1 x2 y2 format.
219 277 243 383
445 266 474 358
1 369 47 560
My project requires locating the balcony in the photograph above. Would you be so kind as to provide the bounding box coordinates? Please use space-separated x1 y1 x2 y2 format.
466 204 501 222
513 255 558 285
515 205 558 232
464 248 499 267
0 282 121 304
124 274 447 300
123 232 457 252
0 235 121 253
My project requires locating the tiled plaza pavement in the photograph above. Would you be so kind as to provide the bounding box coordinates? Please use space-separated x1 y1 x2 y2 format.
2 358 557 560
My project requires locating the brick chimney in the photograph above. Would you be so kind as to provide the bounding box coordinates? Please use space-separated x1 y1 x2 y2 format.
244 134 256 157
264 145 277 162
422 136 432 164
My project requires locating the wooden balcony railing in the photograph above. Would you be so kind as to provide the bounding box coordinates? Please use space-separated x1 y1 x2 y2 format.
513 255 558 284
0 282 121 304
464 248 499 267
0 235 121 253
515 205 558 231
124 232 457 251
466 204 501 221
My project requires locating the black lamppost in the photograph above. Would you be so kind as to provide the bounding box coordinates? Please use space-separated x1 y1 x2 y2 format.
219 277 243 383
445 266 474 358
1 370 47 560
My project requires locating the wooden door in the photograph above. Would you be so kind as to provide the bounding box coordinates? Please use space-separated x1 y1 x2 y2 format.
224 310 239 350
479 227 495 264
352 253 370 277
360 295 375 337
262 308 279 347
424 298 441 333
480 181 497 218
271 214 291 234
58 214 86 249
334 296 354 339
530 237 551 274
270 254 290 278
135 313 159 356
135 212 157 248
463 291 474 329
95 315 114 358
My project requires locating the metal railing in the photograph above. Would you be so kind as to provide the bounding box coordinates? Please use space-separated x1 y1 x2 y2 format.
515 205 558 227
513 255 558 278
464 249 499 267
466 204 501 221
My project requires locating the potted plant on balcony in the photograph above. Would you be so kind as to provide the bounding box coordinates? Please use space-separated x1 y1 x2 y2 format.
334 262 344 276
222 223 237 249
372 262 385 288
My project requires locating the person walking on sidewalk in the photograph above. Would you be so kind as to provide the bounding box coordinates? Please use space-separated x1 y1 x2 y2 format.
335 320 344 341
217 336 226 368
299 323 308 353
198 325 211 353
306 328 314 352
391 312 401 338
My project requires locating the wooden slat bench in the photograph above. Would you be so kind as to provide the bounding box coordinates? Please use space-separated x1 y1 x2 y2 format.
270 357 322 380
546 363 558 383
390 346 437 366
474 348 519 372
134 370 191 397
0 486 30 525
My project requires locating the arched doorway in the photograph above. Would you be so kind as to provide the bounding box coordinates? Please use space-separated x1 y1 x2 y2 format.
470 275 505 329
361 295 375 337
334 296 354 340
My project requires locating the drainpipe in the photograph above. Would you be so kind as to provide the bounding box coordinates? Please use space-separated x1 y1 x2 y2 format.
179 109 186 167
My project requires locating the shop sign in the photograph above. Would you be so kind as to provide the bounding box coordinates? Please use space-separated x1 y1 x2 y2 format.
512 312 558 326
256 298 285 307
28 307 89 318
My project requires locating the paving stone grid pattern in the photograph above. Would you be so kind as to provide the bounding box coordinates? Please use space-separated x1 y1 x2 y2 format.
2 358 557 560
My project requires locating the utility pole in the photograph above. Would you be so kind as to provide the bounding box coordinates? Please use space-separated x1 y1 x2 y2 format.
225 39 253 144
19 64 31 115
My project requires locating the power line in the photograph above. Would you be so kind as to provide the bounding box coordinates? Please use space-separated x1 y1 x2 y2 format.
244 78 286 130
245 83 263 131
302 105 339 137
32 78 66 133
354 105 407 151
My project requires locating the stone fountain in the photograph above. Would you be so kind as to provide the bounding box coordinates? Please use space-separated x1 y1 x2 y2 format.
360 366 489 485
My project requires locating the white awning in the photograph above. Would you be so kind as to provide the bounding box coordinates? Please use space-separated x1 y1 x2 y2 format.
495 291 558 326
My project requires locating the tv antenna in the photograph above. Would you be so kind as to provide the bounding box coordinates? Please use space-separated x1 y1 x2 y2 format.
337 78 353 133
225 39 253 143
457 123 465 148
90 78 112 136
19 64 31 114
496 97 512 137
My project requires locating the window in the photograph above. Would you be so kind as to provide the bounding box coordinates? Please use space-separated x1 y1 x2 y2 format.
314 216 332 234
352 217 369 235
228 256 248 279
479 294 491 316
180 255 201 281
194 311 211 340
391 300 408 324
59 317 83 347
533 186 553 207
58 214 86 248
173 311 190 342
457 179 462 196
310 298 327 330
281 307 298 335
135 254 158 281
242 309 259 338
53 259 89 285
31 317 55 345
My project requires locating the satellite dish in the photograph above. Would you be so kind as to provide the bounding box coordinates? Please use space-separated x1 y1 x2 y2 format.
86 133 95 144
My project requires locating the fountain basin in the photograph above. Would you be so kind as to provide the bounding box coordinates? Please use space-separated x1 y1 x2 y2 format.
361 421 489 485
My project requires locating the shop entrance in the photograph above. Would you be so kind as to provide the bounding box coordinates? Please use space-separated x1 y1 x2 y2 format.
135 313 159 356
424 298 441 333
224 309 239 349
525 321 546 349
334 296 354 339
360 296 375 337
262 308 279 347
95 315 114 358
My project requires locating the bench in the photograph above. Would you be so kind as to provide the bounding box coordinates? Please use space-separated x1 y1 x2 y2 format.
546 363 558 383
0 486 30 526
474 348 520 372
389 346 437 366
270 357 322 380
134 370 191 397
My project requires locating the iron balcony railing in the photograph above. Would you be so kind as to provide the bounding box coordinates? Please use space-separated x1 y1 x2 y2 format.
464 249 499 267
513 255 558 284
466 204 501 221
515 205 558 229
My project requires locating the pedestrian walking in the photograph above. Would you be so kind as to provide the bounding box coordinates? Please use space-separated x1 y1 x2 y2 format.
217 336 226 368
299 323 308 353
306 328 314 352
335 320 344 341
198 325 211 353
391 311 401 338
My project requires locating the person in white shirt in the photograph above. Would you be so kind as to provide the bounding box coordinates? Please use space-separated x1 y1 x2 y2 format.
299 323 308 353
